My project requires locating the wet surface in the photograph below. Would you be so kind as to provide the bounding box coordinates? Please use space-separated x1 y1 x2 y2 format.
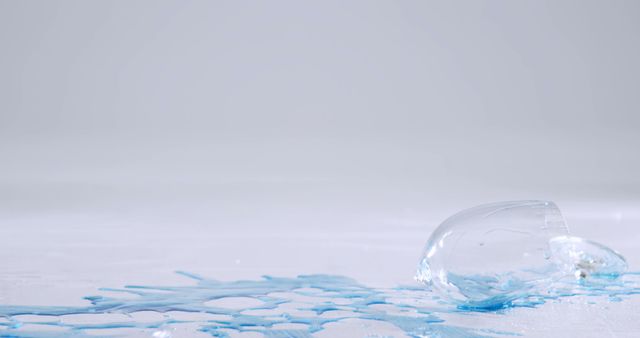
1 182 640 337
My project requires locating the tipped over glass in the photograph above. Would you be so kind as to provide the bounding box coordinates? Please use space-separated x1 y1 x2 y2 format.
416 200 627 310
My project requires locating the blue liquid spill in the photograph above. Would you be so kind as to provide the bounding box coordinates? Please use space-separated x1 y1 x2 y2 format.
1 271 640 338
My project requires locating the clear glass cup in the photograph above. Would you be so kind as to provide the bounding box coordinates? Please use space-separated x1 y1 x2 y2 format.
416 200 569 308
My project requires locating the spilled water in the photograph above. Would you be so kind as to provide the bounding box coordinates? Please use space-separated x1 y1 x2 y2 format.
1 270 639 338
1 201 636 337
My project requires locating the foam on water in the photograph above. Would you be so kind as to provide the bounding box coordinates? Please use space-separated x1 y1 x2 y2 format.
1 270 639 338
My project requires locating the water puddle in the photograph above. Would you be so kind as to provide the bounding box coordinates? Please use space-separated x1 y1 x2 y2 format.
2 201 637 337
0 270 639 337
